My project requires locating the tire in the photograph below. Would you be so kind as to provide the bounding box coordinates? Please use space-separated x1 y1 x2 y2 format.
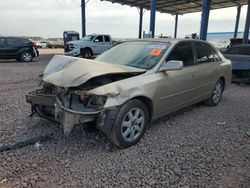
20 51 33 62
81 48 92 59
204 79 224 107
109 99 149 148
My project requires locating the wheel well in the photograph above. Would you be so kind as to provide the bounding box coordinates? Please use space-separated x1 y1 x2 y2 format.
133 96 153 122
219 76 225 91
81 47 93 55
18 50 32 56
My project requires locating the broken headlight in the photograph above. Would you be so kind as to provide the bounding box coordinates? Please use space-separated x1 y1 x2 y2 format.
79 93 107 108
70 91 107 110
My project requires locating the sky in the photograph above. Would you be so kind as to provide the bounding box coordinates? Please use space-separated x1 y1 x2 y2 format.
0 0 248 38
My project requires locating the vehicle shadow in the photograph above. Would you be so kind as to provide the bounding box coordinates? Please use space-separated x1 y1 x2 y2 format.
21 102 206 153
150 101 204 128
232 82 250 87
0 59 21 63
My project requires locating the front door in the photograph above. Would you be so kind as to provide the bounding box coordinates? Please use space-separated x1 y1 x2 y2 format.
155 42 203 116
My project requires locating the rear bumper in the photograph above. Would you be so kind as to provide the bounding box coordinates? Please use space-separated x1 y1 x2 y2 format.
26 91 119 135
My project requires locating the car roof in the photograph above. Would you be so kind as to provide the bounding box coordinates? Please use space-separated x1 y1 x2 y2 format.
0 36 29 40
123 38 211 45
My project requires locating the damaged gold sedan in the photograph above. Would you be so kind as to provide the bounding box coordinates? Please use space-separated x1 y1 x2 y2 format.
26 39 232 148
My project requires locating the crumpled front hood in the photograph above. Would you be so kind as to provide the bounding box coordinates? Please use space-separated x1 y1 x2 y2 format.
43 55 146 87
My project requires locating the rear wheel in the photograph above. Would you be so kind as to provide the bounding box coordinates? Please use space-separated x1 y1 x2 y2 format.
204 79 224 106
20 51 33 62
109 99 149 148
81 48 92 59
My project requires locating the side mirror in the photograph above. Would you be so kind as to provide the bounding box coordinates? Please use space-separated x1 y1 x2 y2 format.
159 60 183 72
94 39 99 42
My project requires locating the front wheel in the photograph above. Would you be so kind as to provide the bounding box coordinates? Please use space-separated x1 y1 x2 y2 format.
109 99 149 148
81 48 92 59
20 51 33 62
204 79 224 106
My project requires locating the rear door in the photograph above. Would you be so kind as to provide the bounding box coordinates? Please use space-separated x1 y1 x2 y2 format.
103 35 112 51
193 41 221 95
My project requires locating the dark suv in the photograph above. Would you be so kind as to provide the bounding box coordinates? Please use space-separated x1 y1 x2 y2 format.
0 37 39 62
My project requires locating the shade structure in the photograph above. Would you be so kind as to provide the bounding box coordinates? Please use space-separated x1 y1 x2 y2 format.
102 0 248 15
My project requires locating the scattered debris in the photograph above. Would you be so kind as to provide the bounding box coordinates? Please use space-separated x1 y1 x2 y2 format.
34 142 42 149
0 179 7 184
246 131 250 137
217 121 226 125
0 132 53 152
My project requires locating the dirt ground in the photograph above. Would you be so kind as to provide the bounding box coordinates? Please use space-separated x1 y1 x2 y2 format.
38 48 63 55
0 51 250 187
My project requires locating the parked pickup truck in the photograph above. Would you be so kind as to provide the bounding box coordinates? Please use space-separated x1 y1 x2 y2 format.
65 34 112 58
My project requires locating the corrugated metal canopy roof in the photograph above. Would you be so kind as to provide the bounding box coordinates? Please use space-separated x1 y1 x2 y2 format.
102 0 248 14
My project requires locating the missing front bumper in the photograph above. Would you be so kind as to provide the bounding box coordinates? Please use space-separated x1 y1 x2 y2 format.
26 92 102 135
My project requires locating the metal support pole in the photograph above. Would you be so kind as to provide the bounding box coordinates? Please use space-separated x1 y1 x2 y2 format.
81 0 86 38
139 6 143 39
150 0 156 38
200 0 211 41
243 0 250 44
174 14 178 38
234 6 241 38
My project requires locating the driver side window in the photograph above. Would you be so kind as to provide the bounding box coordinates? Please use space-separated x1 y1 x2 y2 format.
95 36 104 42
166 42 194 67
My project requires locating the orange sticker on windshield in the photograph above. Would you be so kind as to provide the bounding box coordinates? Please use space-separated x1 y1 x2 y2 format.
149 49 162 56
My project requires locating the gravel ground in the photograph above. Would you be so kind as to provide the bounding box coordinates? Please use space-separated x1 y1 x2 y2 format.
0 53 250 188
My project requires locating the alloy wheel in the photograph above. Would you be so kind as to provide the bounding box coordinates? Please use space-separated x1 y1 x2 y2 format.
121 107 145 142
212 81 222 104
22 52 32 62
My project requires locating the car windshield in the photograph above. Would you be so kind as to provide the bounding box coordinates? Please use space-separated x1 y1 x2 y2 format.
82 35 95 41
96 41 170 69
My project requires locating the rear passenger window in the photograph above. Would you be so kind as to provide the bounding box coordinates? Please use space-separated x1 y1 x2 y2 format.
212 49 221 61
7 38 22 46
195 42 216 63
167 42 194 67
104 36 110 42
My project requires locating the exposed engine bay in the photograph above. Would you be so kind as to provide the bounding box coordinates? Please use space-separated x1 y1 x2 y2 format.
38 72 141 114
